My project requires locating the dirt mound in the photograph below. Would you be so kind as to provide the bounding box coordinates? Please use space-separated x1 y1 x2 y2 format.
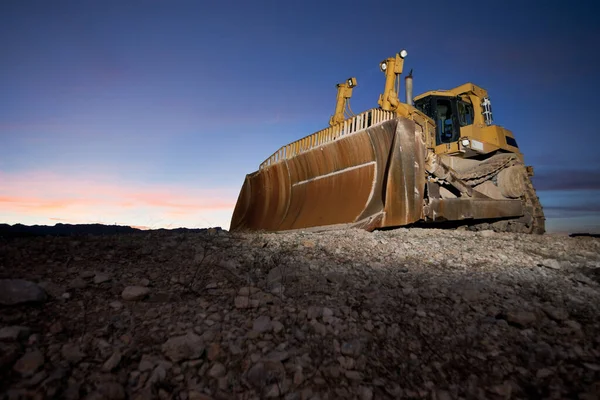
1 228 599 399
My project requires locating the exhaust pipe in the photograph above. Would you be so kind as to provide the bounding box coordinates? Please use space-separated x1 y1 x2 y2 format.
405 69 413 105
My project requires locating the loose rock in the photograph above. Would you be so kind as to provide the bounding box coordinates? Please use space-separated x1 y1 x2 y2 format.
61 343 85 363
0 326 31 341
98 382 126 399
0 279 47 305
208 362 226 378
121 286 150 301
246 360 285 388
341 340 362 357
13 350 44 377
68 277 88 289
162 332 205 362
541 259 561 270
109 301 123 310
94 273 111 284
253 315 272 333
506 310 537 328
102 350 122 371
543 305 569 321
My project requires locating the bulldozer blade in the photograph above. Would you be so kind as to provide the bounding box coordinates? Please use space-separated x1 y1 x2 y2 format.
230 117 427 232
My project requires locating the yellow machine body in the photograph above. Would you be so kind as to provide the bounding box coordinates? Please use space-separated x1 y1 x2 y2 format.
414 83 521 157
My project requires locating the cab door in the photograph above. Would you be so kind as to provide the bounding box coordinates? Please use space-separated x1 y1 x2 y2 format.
431 97 460 145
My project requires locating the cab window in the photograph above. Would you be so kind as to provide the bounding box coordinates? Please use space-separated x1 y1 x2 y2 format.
415 98 431 118
436 98 456 144
457 101 474 126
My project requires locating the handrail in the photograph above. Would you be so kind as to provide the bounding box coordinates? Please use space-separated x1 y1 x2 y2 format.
260 108 395 169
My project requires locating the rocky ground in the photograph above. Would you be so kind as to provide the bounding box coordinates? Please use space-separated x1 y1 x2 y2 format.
0 227 599 399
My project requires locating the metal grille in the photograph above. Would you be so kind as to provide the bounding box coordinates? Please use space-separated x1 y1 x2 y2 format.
260 108 395 170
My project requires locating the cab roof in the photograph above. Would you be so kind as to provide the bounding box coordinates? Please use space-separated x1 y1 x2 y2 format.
413 83 489 102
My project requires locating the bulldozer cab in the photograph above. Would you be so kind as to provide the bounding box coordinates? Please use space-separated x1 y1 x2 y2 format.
414 95 476 146
413 83 520 158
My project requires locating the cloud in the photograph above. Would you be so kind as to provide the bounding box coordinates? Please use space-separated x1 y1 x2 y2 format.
544 203 600 213
543 203 600 220
0 170 238 229
532 170 600 191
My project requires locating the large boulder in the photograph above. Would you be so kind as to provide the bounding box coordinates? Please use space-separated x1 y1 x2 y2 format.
0 279 47 305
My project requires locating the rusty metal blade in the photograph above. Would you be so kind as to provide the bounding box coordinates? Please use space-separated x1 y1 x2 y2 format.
230 116 427 232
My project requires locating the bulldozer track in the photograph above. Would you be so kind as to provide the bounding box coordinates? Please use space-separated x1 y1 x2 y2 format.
466 162 546 234
452 153 545 234
457 153 520 186
522 172 546 234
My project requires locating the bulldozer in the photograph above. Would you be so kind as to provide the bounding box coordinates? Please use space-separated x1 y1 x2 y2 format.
230 50 545 234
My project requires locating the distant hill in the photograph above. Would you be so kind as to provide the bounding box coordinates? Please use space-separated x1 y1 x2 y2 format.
0 223 142 238
0 223 225 238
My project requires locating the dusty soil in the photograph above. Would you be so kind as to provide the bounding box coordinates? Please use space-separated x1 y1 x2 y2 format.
1 228 599 399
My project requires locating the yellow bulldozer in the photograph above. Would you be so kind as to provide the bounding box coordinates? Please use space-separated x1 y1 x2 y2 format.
230 50 545 234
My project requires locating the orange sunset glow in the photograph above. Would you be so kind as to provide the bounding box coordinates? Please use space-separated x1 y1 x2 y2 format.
0 171 237 229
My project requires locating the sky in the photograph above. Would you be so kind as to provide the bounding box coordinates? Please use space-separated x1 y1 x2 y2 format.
1 0 599 233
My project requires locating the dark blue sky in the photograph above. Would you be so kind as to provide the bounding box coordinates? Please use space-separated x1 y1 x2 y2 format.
1 0 599 231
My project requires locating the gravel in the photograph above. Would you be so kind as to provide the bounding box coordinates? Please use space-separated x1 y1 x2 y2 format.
0 227 599 399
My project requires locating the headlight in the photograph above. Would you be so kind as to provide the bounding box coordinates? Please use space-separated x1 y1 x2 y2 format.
380 61 387 72
461 138 470 147
399 49 408 59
